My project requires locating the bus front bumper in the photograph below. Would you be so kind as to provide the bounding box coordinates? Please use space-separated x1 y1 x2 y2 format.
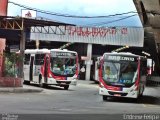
99 87 138 98
47 78 77 86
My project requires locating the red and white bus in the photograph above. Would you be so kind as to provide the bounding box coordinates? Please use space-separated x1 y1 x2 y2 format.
93 56 102 83
40 49 79 90
99 52 148 100
24 49 50 84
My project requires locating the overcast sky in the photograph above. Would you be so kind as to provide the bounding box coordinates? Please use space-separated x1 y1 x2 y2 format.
7 0 142 27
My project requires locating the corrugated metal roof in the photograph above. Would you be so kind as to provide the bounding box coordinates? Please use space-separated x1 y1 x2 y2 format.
30 26 144 47
0 16 74 27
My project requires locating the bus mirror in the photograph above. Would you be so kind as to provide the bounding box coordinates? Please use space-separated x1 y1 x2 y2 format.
73 65 77 70
98 64 101 69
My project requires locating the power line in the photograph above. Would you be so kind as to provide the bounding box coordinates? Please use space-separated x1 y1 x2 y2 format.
85 14 138 26
9 1 137 18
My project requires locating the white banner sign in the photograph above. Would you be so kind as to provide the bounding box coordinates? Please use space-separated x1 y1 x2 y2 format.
21 9 37 18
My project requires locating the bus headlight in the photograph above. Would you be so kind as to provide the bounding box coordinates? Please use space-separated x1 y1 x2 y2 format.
130 86 138 93
99 82 104 88
48 73 52 78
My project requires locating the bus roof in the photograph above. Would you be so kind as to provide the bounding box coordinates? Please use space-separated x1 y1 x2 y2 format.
25 49 50 54
103 52 139 57
103 52 148 61
50 49 77 54
103 52 148 59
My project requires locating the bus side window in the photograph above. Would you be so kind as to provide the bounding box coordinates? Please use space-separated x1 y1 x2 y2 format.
24 54 30 65
40 54 45 65
35 54 45 65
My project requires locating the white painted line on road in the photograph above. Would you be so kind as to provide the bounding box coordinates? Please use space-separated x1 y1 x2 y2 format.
142 104 160 108
58 108 72 111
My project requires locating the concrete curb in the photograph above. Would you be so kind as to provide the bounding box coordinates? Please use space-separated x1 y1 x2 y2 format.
0 80 94 93
0 87 43 93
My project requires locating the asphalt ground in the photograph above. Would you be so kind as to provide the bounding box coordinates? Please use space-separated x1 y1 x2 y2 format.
0 80 92 93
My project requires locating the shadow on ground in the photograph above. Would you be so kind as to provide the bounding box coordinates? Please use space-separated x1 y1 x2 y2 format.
23 82 75 91
103 95 160 105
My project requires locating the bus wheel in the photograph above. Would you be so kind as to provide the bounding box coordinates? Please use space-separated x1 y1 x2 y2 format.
39 77 45 88
133 97 141 103
39 81 46 88
103 95 108 101
64 85 69 90
24 80 30 85
139 92 143 97
140 86 144 97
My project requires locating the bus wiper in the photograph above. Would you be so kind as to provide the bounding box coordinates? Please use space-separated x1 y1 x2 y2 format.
112 83 125 86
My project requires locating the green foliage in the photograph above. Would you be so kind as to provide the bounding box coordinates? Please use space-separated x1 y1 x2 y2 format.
3 52 23 77
4 59 15 77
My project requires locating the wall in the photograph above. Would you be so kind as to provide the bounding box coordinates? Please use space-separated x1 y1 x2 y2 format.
0 38 6 77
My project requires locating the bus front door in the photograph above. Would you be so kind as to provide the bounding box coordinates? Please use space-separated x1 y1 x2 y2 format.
29 56 34 81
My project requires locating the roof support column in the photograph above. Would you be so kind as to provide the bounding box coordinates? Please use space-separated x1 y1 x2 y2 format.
85 43 92 80
18 29 26 80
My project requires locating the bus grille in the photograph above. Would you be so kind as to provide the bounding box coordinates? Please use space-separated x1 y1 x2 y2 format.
108 91 128 96
56 81 71 84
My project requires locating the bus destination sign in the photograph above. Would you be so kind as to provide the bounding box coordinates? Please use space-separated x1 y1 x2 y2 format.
105 55 136 61
51 52 76 58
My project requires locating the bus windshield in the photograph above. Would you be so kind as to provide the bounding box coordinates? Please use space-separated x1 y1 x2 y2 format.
50 57 76 76
102 61 138 86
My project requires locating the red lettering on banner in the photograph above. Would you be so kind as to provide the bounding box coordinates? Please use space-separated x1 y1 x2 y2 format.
66 26 127 37
121 28 128 34
77 27 81 36
110 28 116 34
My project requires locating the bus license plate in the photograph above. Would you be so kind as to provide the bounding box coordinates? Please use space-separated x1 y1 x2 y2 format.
114 94 121 96
61 82 66 85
